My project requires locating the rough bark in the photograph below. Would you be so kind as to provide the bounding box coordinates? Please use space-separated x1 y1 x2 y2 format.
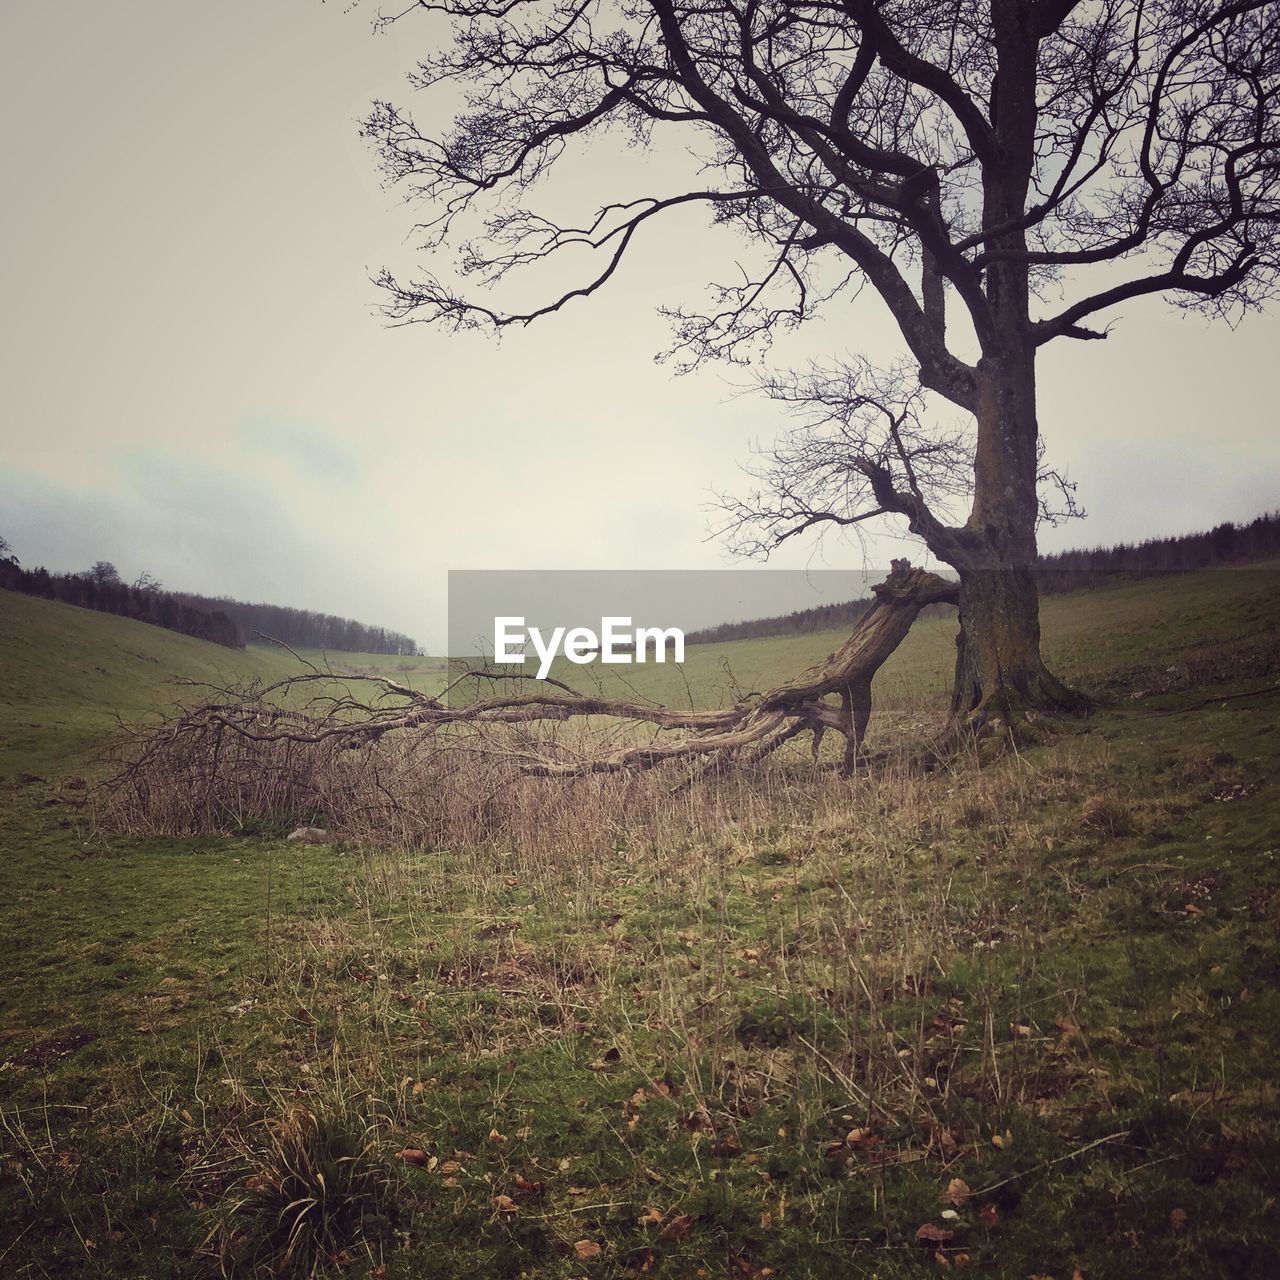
938 350 1088 728
949 565 1085 728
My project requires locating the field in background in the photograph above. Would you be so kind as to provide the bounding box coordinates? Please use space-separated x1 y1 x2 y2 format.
1 568 1279 1277
5 566 1274 773
0 589 449 776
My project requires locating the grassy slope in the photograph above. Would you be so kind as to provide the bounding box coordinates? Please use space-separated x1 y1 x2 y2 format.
0 589 448 775
0 590 299 776
1 570 1279 1278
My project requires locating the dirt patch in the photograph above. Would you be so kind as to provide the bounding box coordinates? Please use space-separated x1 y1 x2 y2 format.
4 1030 98 1070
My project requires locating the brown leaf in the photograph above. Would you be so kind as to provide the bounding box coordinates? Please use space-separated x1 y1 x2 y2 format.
438 1159 462 1175
662 1214 695 1241
396 1147 430 1167
492 1194 516 1213
488 1128 506 1143
1170 1207 1188 1233
1009 1022 1032 1040
941 1178 971 1209
637 1207 664 1227
713 1135 743 1157
978 1203 1000 1228
845 1126 874 1147
916 1223 954 1244
933 1126 959 1157
574 1239 602 1260
1054 1016 1080 1038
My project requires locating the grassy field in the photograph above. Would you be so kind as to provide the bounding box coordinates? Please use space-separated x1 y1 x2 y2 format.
1 570 1279 1277
0 589 449 776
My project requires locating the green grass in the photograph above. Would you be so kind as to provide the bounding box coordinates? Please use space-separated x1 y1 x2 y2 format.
1 569 1279 1277
0 588 448 775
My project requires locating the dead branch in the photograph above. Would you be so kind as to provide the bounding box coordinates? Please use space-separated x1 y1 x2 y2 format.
103 563 957 819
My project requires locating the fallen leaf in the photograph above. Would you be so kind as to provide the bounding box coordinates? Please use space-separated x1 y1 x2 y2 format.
637 1207 664 1227
1010 1023 1031 1040
991 1129 1013 1149
662 1214 695 1240
488 1128 506 1143
493 1194 516 1213
846 1126 874 1147
574 1239 602 1259
396 1148 430 1167
1054 1016 1080 1038
916 1222 954 1244
713 1135 743 1157
1170 1207 1188 1232
978 1203 1000 1228
942 1178 971 1209
439 1159 462 1175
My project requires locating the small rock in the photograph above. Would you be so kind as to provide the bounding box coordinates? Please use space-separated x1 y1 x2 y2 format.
286 826 332 845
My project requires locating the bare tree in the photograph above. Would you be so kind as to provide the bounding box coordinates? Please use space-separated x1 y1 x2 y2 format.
361 0 1279 729
83 561 122 587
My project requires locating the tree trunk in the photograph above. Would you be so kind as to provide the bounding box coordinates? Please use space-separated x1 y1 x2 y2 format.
950 564 1085 729
940 347 1087 731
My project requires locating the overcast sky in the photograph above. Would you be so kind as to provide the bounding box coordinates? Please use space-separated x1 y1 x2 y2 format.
2 1 1277 652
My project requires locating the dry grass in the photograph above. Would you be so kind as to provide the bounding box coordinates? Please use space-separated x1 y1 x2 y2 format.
1079 791 1138 837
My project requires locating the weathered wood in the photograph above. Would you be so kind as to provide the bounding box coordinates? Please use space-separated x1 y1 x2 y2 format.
111 562 958 782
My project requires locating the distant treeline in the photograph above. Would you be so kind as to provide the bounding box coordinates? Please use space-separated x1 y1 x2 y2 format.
0 558 242 649
687 511 1280 646
687 597 879 647
0 544 421 655
172 593 419 656
1035 510 1280 592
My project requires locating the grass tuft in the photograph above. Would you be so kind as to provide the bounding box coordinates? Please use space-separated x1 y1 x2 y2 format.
212 1084 400 1278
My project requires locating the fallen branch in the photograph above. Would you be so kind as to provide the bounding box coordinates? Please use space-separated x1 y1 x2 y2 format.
106 562 957 799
